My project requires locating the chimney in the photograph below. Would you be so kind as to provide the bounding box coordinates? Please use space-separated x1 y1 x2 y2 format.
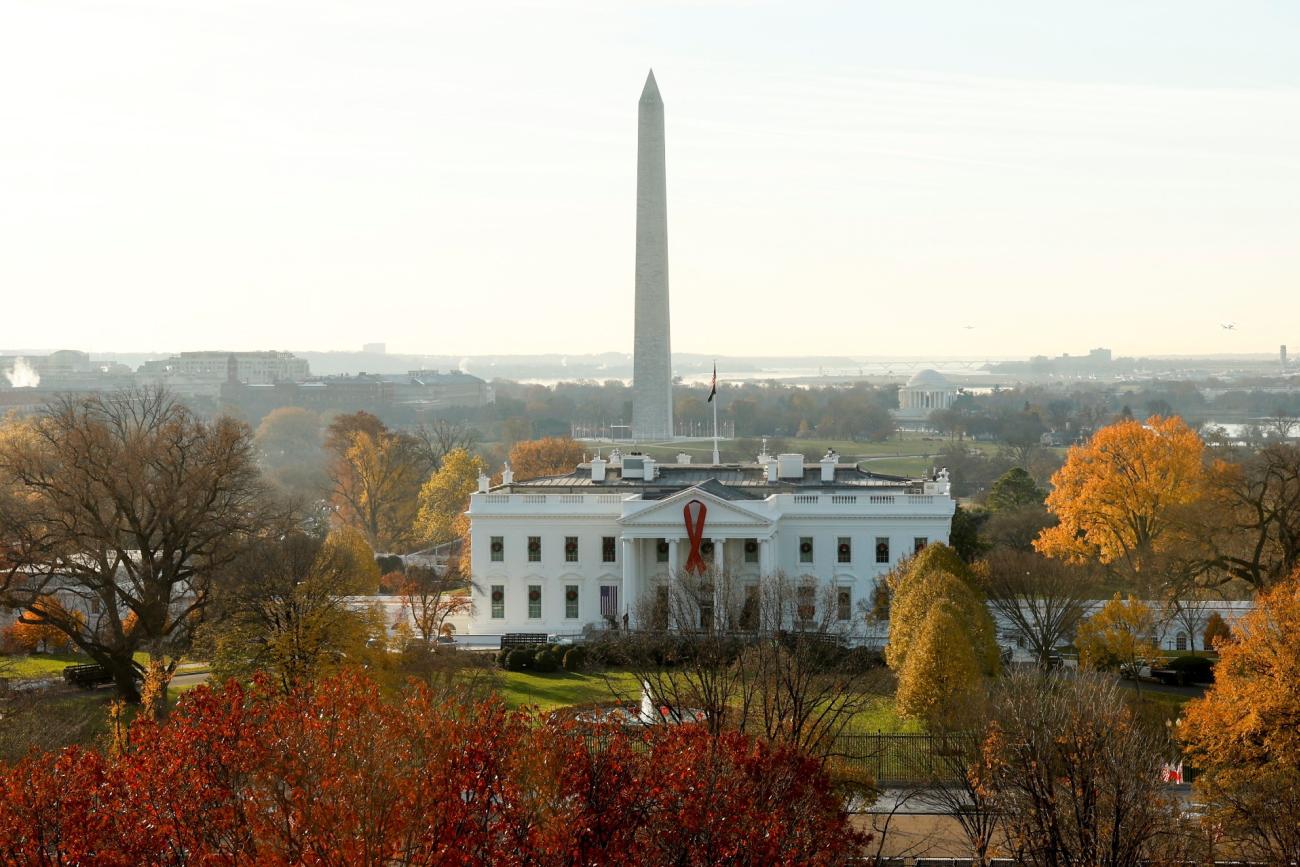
477 471 490 493
777 453 805 480
643 455 657 481
590 454 607 482
501 462 514 485
766 459 779 482
819 448 840 482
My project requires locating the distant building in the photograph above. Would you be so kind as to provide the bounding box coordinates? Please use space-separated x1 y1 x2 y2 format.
1 350 136 405
138 351 309 397
1282 345 1289 370
0 349 93 381
220 369 493 425
895 369 959 421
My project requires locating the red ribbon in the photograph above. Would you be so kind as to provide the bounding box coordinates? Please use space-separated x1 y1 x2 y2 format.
682 499 708 574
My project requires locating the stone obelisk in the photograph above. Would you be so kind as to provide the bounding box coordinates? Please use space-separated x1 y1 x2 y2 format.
632 69 673 442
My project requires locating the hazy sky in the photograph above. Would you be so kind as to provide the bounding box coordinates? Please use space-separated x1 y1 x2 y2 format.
3 1 1299 359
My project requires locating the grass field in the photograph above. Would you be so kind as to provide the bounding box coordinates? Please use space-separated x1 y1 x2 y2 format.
495 669 643 711
494 667 917 734
0 652 204 680
0 651 86 678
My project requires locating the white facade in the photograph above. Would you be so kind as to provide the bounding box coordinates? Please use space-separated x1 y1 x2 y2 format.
466 453 955 637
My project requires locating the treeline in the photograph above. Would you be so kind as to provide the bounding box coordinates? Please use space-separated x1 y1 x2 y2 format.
930 380 1300 445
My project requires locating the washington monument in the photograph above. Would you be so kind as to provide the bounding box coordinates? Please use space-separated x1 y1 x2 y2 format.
631 69 673 441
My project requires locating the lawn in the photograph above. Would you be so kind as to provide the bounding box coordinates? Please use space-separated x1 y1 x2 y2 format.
0 651 86 679
496 669 643 711
843 694 919 734
1 652 209 681
495 668 917 735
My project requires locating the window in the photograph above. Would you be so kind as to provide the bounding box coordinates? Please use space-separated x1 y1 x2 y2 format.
875 537 890 564
527 536 541 562
527 584 542 619
698 582 715 630
565 536 579 563
565 585 579 619
490 536 504 562
602 536 617 563
490 585 505 619
799 536 814 564
740 585 759 630
652 585 670 630
599 585 620 623
656 538 669 563
837 587 851 621
1175 631 1188 651
744 539 758 564
797 585 816 624
837 537 852 564
913 536 928 554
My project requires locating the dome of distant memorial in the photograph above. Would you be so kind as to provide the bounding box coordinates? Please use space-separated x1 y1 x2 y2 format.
906 369 949 387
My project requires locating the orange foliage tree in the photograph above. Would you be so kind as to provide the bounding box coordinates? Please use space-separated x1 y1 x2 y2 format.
325 413 424 553
5 596 82 654
1035 416 1209 585
506 436 585 482
1179 573 1300 862
0 672 867 865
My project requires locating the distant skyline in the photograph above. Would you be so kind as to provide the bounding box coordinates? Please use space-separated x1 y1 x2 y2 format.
3 1 1299 358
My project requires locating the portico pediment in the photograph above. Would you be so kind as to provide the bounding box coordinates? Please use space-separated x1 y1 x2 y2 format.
619 484 772 532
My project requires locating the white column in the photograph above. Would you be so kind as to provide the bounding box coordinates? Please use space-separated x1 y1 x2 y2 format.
666 538 680 630
712 538 726 630
758 537 775 633
622 537 639 627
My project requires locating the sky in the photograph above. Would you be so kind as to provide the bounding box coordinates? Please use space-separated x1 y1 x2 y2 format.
2 0 1299 360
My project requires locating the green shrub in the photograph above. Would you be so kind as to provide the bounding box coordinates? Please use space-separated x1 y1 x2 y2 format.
562 646 587 672
585 636 629 667
505 649 532 672
533 649 559 673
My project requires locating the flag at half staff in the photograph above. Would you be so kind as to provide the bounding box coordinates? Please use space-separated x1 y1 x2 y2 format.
707 362 717 402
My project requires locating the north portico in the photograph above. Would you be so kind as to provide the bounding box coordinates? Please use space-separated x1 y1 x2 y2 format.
465 448 955 637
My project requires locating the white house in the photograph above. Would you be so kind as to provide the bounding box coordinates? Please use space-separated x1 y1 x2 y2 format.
465 448 955 638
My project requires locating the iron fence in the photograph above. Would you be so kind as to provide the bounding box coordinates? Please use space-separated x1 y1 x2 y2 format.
832 732 969 786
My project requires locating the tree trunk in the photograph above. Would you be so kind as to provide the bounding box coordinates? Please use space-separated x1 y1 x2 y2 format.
109 656 143 704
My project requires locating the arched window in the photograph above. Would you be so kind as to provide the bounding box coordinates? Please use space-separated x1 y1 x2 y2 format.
1175 631 1188 651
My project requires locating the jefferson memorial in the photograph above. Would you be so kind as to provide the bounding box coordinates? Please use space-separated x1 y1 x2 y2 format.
895 369 959 421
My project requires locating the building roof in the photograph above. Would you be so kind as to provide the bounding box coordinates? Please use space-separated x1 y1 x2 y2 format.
906 368 950 387
497 460 925 496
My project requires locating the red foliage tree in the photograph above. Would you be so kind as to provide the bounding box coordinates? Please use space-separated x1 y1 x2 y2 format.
0 672 866 865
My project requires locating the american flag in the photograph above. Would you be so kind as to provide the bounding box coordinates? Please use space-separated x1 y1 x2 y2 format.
707 362 717 402
600 585 619 618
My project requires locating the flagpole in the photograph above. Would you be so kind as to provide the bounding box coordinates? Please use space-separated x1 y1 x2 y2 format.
712 361 720 465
